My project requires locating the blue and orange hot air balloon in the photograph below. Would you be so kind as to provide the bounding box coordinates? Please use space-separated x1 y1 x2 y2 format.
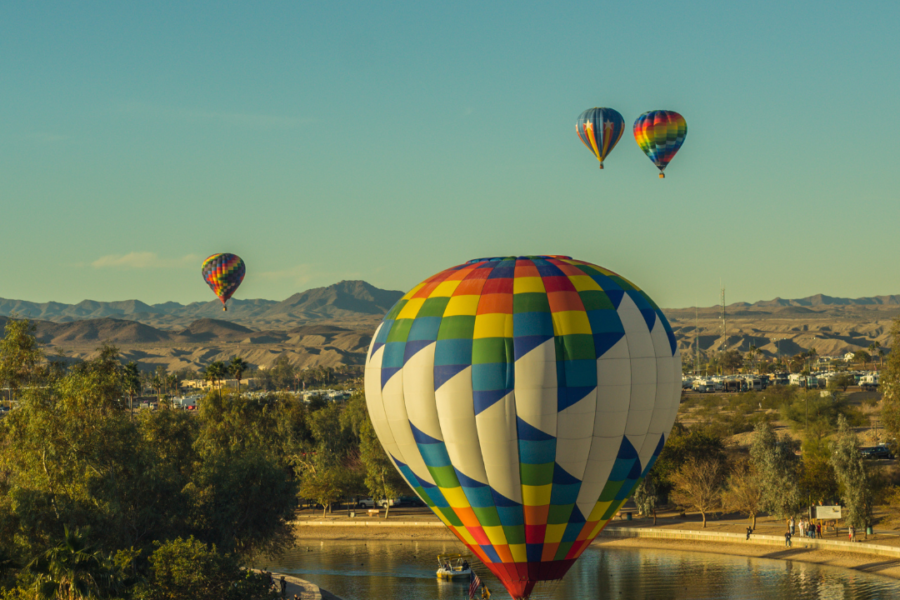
575 108 625 169
201 253 245 311
633 110 687 178
364 256 681 599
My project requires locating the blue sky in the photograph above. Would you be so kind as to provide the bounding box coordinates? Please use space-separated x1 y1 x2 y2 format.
2 1 898 308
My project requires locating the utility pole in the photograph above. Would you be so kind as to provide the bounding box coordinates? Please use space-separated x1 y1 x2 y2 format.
720 283 727 348
695 307 700 376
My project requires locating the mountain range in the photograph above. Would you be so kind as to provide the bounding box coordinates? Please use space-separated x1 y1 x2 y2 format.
0 280 404 330
1 284 898 372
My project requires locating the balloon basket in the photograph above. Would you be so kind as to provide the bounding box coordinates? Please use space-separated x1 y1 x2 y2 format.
598 163 604 170
659 173 665 179
223 306 227 311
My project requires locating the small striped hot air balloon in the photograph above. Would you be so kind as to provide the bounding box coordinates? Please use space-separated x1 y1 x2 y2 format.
633 110 687 178
201 253 245 311
364 256 681 599
575 108 625 170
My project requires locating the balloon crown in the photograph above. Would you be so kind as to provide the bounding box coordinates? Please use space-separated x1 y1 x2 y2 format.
466 255 572 264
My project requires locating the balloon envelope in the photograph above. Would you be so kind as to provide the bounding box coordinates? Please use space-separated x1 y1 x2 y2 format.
201 253 245 309
633 110 687 176
575 108 625 168
364 256 680 599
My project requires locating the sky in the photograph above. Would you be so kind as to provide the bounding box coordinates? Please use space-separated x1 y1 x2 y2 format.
1 1 898 309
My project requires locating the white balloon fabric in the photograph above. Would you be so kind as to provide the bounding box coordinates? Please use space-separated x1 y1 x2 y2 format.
364 256 680 599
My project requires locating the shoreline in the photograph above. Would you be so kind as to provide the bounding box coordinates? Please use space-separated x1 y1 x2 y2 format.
257 571 343 600
291 520 900 580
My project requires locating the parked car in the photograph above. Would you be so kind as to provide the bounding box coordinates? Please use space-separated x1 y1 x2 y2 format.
860 445 893 460
377 496 424 508
357 497 377 508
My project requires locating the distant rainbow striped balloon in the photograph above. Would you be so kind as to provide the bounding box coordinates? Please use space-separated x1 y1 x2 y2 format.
364 256 680 599
575 108 625 169
201 253 245 311
633 110 687 178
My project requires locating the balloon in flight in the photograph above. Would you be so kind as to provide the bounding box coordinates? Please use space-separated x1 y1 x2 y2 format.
575 108 625 169
633 110 687 178
364 256 681 599
201 253 245 311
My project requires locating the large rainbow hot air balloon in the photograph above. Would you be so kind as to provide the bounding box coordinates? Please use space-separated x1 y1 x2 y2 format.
575 108 625 169
633 110 687 178
201 253 245 311
364 256 680 599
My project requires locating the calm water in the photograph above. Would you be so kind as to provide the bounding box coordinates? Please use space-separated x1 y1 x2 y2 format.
260 540 900 600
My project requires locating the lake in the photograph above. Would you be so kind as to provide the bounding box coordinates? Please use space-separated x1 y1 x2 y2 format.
261 540 900 599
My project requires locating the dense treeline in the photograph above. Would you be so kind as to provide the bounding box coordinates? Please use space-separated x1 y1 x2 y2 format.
0 318 404 599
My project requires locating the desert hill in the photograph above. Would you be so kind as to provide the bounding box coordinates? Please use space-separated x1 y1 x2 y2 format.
666 296 899 360
0 315 376 373
2 287 898 373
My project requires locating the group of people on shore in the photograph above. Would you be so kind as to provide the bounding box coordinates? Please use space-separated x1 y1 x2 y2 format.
782 516 859 547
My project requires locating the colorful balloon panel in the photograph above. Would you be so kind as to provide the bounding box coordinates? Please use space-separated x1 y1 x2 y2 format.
364 256 680 599
633 110 687 177
575 108 625 168
201 253 245 309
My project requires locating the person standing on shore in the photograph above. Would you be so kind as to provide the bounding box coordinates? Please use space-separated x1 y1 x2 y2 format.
746 525 752 540
849 525 855 542
790 517 795 536
816 523 822 539
784 531 792 548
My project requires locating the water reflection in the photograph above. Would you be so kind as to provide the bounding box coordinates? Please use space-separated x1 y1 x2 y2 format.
260 540 900 600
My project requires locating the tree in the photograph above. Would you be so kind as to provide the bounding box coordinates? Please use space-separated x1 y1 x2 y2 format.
0 317 43 407
749 422 802 520
869 342 883 369
633 472 660 524
140 537 276 600
203 362 227 396
800 436 838 505
229 357 249 392
123 362 141 421
789 353 806 374
720 350 743 374
746 345 759 373
152 366 167 405
828 373 856 393
166 374 179 397
882 318 900 455
854 351 871 370
830 415 874 536
650 423 726 502
721 458 763 529
670 457 725 527
806 347 818 372
26 526 125 600
292 402 360 516
779 389 866 435
0 325 299 597
358 418 406 519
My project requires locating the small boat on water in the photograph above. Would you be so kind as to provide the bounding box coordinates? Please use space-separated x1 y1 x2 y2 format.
435 553 472 580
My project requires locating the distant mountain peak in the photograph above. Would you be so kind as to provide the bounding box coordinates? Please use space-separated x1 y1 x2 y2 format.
0 280 404 329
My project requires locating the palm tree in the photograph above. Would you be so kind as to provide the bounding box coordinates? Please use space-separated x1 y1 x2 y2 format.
122 362 140 421
806 347 818 373
869 342 883 369
151 372 164 405
229 356 249 392
27 526 122 599
204 361 227 396
747 345 759 373
166 373 179 396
